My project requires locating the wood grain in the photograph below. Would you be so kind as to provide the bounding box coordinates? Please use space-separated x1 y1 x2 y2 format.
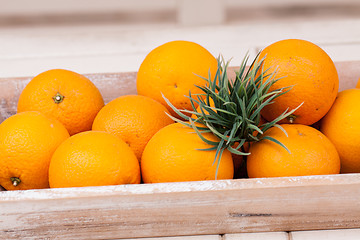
0 60 359 123
1 18 359 78
291 228 360 240
225 232 289 240
0 72 137 123
1 174 360 239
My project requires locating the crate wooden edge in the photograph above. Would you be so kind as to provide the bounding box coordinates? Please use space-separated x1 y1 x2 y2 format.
1 174 360 239
0 173 358 201
0 60 359 123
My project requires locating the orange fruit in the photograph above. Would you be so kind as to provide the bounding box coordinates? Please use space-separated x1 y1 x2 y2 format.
141 123 234 183
136 40 218 117
0 111 69 190
356 77 360 88
191 100 244 177
92 95 174 160
49 131 140 188
191 99 267 178
258 39 339 125
17 69 104 135
247 124 340 178
320 89 360 173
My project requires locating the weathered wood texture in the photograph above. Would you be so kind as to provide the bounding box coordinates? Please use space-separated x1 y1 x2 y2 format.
0 72 137 123
1 174 360 239
1 18 359 78
0 61 359 123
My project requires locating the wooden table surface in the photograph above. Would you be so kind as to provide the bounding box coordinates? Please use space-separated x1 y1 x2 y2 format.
0 1 360 239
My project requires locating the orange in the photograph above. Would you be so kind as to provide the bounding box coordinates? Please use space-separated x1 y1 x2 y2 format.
17 69 104 135
247 124 340 178
141 123 234 183
136 40 218 117
49 131 140 188
356 77 360 88
92 95 174 160
191 99 266 178
191 99 244 177
0 111 69 190
320 89 360 173
258 39 339 125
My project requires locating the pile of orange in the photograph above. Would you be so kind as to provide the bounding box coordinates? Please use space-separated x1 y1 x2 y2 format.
0 39 359 191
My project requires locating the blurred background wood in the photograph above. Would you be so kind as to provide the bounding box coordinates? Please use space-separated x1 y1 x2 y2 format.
0 0 359 78
0 0 359 26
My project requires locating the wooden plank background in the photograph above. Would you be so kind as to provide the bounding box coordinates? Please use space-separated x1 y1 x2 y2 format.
0 0 359 78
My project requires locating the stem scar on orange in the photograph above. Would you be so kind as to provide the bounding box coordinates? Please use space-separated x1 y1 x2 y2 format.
258 39 339 125
17 69 104 135
0 111 69 190
136 40 218 117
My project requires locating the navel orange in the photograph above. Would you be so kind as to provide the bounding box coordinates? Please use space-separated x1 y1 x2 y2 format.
320 88 360 173
92 95 174 160
17 69 104 135
141 123 234 183
136 40 218 117
0 111 69 190
49 131 140 188
258 39 339 125
247 124 340 178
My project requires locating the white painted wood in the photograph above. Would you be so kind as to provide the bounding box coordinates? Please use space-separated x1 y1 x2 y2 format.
0 18 359 78
0 0 176 16
226 0 360 8
225 232 289 240
1 0 358 16
291 228 360 240
0 60 357 123
178 0 225 25
3 173 360 238
120 235 221 240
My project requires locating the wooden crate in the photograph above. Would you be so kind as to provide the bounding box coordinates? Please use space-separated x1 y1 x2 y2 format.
0 61 360 239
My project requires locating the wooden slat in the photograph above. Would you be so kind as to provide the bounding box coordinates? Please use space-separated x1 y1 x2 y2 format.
2 174 360 239
1 0 358 17
178 0 225 25
291 228 360 240
120 235 221 240
0 60 358 123
0 71 137 123
225 232 289 240
0 0 176 16
0 18 359 78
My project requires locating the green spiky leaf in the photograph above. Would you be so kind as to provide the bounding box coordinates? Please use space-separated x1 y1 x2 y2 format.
163 53 299 179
